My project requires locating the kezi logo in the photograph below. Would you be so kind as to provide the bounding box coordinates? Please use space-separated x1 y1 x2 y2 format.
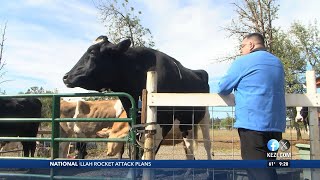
267 139 279 151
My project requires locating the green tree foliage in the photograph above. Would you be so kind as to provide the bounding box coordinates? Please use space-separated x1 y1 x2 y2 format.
290 20 320 72
211 117 222 129
272 30 306 94
225 0 316 94
287 21 320 140
225 0 316 139
221 114 235 130
82 90 119 101
96 0 155 47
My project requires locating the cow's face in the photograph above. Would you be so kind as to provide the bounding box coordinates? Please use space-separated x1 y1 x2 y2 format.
295 107 308 122
63 36 131 91
0 99 24 116
60 100 76 118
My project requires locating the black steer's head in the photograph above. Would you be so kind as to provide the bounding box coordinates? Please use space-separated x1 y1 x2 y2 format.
63 36 131 91
0 98 24 116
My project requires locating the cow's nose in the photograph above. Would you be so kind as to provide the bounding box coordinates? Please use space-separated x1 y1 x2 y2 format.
296 118 302 122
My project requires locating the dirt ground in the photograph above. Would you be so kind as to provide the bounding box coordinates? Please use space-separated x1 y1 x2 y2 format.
0 129 310 160
84 128 310 160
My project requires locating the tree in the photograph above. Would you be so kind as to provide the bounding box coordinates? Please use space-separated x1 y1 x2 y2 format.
290 20 320 73
287 20 320 139
0 22 8 94
225 0 279 52
96 0 155 47
213 0 279 62
272 29 306 93
224 0 309 139
82 90 118 101
211 117 222 129
221 113 235 130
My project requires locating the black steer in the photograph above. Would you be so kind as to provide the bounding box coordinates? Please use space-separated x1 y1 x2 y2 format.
0 97 42 157
63 36 211 160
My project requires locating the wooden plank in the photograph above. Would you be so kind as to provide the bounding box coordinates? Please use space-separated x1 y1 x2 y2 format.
148 93 320 107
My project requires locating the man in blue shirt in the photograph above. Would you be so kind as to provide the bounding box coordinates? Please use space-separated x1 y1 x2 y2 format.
217 33 286 180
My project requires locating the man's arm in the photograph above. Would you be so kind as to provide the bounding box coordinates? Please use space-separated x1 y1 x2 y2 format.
217 58 243 95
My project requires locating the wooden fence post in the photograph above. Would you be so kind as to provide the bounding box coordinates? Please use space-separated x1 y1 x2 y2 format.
142 71 157 180
306 70 320 180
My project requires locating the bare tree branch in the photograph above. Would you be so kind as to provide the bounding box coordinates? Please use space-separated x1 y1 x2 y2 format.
210 55 239 63
0 22 8 92
0 22 7 66
95 0 154 47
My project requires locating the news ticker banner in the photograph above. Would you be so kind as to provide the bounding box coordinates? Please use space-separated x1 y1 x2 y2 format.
0 160 320 168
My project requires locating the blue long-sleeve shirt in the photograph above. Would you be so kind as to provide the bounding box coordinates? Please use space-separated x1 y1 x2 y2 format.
217 50 286 132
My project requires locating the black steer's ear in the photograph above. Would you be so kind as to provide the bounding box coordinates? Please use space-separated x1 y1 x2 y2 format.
116 39 131 52
100 39 131 54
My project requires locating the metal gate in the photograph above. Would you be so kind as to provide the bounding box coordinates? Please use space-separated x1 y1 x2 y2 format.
0 92 137 179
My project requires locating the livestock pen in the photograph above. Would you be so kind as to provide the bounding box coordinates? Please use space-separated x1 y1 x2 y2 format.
0 71 320 179
141 70 320 180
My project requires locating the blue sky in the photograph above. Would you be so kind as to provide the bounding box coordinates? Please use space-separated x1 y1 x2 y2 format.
0 0 319 118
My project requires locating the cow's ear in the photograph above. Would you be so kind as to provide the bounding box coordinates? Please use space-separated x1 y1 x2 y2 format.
75 101 90 116
116 39 131 52
100 39 131 54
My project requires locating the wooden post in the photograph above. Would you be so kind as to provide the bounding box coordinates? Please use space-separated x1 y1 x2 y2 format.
144 71 157 159
142 71 157 180
306 70 320 180
141 89 147 124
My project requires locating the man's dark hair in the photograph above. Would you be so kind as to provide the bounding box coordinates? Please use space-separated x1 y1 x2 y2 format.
244 33 265 46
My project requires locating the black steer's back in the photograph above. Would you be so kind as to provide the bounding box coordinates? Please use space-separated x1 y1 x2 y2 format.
0 97 42 157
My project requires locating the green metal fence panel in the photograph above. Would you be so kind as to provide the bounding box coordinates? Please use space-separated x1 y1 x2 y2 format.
0 173 51 179
0 92 137 179
0 137 51 141
51 95 60 160
0 118 52 122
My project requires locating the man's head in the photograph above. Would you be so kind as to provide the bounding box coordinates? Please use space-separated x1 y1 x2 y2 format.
240 33 265 55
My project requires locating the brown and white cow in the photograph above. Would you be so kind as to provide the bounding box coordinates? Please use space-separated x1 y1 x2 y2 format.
105 107 211 160
59 99 128 159
59 100 78 158
96 110 129 157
